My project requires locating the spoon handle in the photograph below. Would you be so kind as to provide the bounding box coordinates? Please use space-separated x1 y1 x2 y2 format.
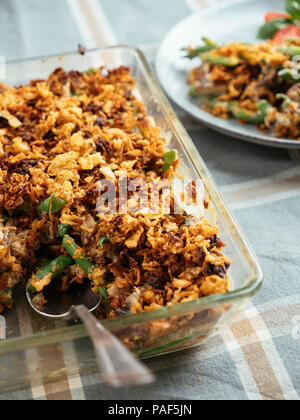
74 305 155 387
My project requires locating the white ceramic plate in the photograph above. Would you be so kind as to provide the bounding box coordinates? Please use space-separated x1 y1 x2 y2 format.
155 0 300 149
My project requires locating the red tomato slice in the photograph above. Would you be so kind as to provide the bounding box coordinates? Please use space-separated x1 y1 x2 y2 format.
265 11 290 22
273 25 300 44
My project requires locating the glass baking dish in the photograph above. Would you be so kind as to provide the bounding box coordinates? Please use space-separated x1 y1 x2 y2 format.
0 46 263 393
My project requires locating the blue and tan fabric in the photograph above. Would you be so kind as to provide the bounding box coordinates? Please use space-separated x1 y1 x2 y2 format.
0 0 299 401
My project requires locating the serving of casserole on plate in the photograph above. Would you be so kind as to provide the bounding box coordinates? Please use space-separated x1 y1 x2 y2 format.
184 38 300 141
156 0 300 148
0 46 262 392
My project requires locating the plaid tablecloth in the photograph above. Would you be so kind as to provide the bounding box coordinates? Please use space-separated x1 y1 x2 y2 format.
0 0 299 401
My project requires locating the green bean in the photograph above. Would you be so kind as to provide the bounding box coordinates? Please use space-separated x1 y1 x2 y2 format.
36 255 74 280
84 68 97 76
26 255 74 294
35 257 51 268
278 45 300 58
197 97 273 124
230 100 273 124
202 37 218 48
29 257 49 293
256 100 274 120
182 38 219 59
162 150 177 172
189 84 198 98
62 235 94 275
278 68 299 83
198 96 221 108
277 93 295 109
230 106 263 123
0 288 13 304
26 281 38 294
99 236 111 248
37 194 67 216
58 223 70 237
201 52 240 67
193 95 232 114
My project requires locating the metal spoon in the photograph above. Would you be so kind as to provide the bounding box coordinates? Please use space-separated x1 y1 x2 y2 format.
26 281 155 387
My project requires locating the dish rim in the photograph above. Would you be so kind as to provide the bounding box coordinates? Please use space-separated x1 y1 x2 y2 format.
0 45 263 354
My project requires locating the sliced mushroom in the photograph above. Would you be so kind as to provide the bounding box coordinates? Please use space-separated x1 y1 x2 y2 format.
260 64 277 87
193 75 228 96
287 83 300 103
196 84 228 96
189 64 228 97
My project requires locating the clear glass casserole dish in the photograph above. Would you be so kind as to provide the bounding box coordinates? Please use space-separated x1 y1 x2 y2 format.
0 46 263 393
